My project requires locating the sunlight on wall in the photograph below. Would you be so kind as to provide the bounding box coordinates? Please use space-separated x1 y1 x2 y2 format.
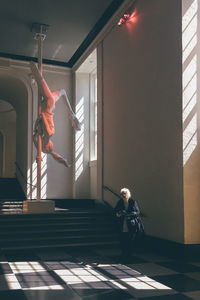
27 167 31 199
182 0 198 165
90 73 97 161
3 261 171 291
182 0 198 62
41 153 47 199
75 97 84 181
32 160 37 199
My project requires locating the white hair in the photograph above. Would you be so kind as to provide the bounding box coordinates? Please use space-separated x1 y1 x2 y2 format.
120 187 131 198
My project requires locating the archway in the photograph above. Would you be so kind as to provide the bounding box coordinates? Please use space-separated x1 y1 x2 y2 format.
0 100 16 177
0 69 34 197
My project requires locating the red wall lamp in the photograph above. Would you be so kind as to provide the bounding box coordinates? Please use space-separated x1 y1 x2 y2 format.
118 0 137 26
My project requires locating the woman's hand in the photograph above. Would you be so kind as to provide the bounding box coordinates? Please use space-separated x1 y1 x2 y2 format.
116 210 126 217
116 212 122 217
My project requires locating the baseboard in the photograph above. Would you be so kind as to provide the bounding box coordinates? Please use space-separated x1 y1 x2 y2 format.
141 235 200 260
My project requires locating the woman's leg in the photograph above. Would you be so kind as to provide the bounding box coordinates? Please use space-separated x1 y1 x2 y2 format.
119 232 130 257
30 62 52 100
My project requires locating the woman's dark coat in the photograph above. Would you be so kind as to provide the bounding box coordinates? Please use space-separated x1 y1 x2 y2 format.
114 198 144 235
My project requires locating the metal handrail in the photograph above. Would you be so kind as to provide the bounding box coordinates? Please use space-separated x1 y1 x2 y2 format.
103 185 121 199
15 162 36 188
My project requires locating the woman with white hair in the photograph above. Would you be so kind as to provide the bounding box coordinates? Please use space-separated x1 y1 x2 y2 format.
115 187 144 262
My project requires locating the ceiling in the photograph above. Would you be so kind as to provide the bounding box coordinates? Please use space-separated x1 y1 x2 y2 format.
0 0 124 68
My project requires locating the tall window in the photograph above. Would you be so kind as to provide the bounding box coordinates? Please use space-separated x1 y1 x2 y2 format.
90 70 97 161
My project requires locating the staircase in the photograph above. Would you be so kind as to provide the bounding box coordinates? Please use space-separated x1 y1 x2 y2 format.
0 178 119 251
0 178 25 200
0 177 25 213
0 208 119 251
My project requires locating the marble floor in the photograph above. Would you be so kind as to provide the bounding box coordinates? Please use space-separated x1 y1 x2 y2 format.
0 246 200 300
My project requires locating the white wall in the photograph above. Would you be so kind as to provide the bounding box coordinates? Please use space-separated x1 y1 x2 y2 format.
100 0 184 243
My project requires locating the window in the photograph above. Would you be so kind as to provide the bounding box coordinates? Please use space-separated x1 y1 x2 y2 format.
90 70 97 161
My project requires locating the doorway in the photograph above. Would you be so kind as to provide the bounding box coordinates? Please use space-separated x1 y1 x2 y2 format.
0 131 3 177
0 100 16 178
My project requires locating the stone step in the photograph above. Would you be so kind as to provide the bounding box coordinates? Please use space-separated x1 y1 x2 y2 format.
1 240 119 251
0 226 117 238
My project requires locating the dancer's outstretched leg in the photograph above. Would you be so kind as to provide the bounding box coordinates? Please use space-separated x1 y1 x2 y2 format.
50 151 71 168
30 62 82 132
30 62 53 102
59 89 81 131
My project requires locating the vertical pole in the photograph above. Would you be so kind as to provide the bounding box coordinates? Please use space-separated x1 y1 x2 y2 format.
36 26 43 201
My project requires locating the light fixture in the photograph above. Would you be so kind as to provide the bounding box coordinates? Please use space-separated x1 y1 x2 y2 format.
118 14 131 26
117 0 137 26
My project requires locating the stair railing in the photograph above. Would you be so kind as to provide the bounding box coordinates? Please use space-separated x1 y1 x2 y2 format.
15 162 36 188
103 185 121 199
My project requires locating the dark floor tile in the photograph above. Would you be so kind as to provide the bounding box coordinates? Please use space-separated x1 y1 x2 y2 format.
5 250 39 262
37 248 73 261
0 251 6 260
67 248 97 257
76 289 134 299
61 261 85 269
16 270 63 288
72 288 106 298
158 261 200 273
94 266 116 280
152 274 200 292
189 256 200 263
140 293 193 299
95 256 120 264
24 288 82 300
75 255 109 264
0 290 28 300
1 246 200 299
44 261 79 270
0 263 13 274
117 255 148 264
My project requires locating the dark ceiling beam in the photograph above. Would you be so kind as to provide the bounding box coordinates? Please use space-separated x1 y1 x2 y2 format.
0 52 70 67
68 0 125 67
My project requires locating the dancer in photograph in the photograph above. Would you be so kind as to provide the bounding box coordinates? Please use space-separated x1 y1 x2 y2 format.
30 62 81 167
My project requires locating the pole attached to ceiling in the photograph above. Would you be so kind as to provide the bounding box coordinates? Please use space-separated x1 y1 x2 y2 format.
32 23 49 201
